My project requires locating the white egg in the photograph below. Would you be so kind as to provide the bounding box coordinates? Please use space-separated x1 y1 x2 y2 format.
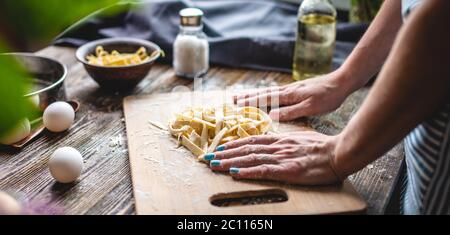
0 118 31 145
48 147 83 183
43 101 75 132
0 191 22 215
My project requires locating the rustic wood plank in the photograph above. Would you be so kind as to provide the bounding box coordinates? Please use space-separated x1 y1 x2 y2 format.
0 46 404 214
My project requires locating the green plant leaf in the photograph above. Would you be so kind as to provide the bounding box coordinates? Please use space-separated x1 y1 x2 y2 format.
0 0 121 43
0 43 34 138
0 0 125 137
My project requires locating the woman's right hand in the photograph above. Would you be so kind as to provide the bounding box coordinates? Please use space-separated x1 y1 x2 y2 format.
233 71 352 121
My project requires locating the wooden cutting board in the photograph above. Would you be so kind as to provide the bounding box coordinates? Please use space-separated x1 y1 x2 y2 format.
123 91 366 214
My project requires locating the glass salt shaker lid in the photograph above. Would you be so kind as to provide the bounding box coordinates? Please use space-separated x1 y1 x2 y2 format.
179 8 203 27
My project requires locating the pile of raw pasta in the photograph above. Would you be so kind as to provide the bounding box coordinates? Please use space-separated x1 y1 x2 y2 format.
86 46 155 67
168 105 273 159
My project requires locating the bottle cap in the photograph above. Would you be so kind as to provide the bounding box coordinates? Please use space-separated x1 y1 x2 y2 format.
179 8 203 27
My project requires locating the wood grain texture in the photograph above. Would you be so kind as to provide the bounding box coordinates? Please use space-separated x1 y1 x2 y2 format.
124 92 366 214
0 46 404 214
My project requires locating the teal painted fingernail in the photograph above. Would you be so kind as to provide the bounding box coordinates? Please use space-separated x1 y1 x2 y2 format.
216 145 226 151
203 153 215 161
230 167 240 174
210 160 221 167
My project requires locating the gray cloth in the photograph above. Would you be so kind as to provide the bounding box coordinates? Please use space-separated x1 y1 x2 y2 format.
54 0 367 73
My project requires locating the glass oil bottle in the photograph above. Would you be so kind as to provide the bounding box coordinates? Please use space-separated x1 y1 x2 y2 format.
292 0 337 81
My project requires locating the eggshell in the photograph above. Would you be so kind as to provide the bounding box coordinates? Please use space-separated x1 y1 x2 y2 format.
0 118 31 145
43 101 75 132
48 147 83 183
0 191 22 215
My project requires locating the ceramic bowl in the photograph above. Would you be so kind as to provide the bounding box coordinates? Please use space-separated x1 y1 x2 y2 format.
76 37 161 89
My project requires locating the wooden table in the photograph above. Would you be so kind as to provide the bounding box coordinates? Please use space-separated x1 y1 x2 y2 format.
0 46 404 214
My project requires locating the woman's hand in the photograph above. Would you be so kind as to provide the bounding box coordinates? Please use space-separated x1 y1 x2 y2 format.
204 131 344 185
233 71 352 121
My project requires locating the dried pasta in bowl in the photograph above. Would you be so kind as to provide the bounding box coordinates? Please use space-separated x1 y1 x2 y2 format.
86 46 160 67
168 105 273 160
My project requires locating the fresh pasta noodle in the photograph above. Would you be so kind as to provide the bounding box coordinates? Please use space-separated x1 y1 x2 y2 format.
86 46 159 66
168 105 273 160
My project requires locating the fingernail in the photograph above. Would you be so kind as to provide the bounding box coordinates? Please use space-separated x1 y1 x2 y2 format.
210 160 221 167
203 153 215 161
216 145 226 151
229 167 240 174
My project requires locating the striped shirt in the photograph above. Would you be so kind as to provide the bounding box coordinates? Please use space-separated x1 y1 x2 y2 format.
403 104 450 214
401 0 450 215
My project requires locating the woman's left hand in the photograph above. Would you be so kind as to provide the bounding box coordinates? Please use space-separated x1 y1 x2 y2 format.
204 131 343 185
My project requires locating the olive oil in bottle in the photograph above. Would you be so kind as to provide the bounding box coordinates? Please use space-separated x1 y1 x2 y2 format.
292 0 337 81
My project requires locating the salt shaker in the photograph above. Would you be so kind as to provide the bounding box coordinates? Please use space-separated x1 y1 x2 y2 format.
173 8 209 79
